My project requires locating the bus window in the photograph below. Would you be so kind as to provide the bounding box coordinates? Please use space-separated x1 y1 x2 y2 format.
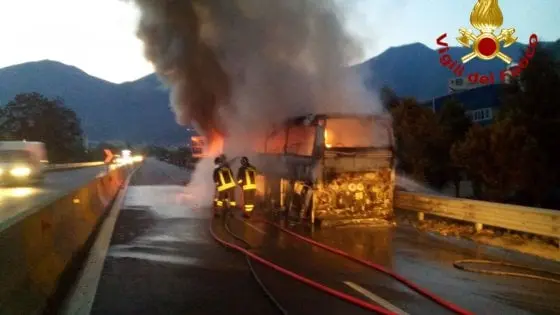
324 117 391 149
286 125 315 156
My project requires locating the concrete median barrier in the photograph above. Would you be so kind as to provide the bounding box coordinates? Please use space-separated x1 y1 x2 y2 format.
0 164 133 315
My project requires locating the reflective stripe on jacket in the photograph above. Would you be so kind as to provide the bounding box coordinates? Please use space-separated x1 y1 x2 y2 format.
214 166 236 191
237 165 257 190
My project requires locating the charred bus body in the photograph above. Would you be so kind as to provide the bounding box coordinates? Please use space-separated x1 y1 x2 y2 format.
190 113 396 226
228 113 396 226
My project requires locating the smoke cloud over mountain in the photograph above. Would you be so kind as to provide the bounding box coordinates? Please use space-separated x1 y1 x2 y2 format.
129 0 383 209
130 0 380 145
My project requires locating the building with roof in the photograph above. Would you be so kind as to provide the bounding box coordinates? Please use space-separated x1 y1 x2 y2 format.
448 77 483 94
423 83 505 126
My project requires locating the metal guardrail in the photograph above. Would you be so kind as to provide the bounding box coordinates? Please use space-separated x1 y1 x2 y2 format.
395 191 560 239
44 161 105 172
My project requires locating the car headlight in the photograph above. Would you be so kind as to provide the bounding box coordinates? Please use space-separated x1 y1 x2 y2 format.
10 167 31 177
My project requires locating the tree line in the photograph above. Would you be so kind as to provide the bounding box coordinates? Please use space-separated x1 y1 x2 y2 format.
387 43 560 209
0 92 144 164
0 91 195 166
0 92 87 163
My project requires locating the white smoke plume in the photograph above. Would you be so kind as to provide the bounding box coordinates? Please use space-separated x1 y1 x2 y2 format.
129 0 383 208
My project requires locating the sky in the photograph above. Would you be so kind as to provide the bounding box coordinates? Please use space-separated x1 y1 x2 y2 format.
0 0 559 84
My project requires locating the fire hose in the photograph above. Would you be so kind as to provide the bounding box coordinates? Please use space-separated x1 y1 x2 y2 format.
452 259 560 284
253 218 473 315
210 212 473 314
222 210 288 315
210 155 471 313
209 212 396 314
407 220 560 283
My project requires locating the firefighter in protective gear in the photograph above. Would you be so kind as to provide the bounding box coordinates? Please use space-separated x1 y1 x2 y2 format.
213 155 236 215
237 156 257 217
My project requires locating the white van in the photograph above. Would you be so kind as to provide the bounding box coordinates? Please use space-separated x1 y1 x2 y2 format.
0 141 47 185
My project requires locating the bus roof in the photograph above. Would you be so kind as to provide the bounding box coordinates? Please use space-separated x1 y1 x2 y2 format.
285 113 391 125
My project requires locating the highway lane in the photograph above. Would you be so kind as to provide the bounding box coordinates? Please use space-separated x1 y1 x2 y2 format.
85 158 277 314
75 159 560 314
0 165 110 232
86 159 372 315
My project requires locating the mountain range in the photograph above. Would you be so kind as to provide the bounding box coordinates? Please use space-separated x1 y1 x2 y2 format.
0 61 188 145
1 38 558 144
355 38 559 100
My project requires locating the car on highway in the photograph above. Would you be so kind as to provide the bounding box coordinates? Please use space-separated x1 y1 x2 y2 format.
0 141 46 185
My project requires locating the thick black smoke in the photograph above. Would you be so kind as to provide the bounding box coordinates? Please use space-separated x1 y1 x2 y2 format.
130 0 376 145
128 0 384 209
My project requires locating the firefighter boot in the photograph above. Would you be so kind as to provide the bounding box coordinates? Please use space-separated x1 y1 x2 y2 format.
242 203 254 218
214 199 224 217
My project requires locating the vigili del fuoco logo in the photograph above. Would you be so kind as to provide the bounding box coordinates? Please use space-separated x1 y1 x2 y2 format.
436 0 538 85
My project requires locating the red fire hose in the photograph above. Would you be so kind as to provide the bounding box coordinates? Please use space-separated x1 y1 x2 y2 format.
209 216 396 314
254 218 473 315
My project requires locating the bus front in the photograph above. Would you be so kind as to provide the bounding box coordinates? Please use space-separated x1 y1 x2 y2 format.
314 114 395 226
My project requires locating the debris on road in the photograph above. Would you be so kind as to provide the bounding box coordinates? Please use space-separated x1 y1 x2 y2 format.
397 212 560 262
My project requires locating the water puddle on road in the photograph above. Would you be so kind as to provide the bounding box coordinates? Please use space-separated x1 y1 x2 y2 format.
108 248 202 266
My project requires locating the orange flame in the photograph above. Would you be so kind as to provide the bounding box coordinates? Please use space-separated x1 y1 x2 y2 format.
191 129 224 158
206 129 224 157
324 129 332 148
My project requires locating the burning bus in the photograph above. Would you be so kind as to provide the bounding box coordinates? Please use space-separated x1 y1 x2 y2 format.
191 113 395 226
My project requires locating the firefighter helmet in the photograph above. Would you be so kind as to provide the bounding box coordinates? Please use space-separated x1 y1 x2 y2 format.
214 156 222 165
240 156 249 166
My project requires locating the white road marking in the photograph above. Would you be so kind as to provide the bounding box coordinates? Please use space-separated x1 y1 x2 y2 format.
344 281 410 315
244 220 266 234
60 168 138 315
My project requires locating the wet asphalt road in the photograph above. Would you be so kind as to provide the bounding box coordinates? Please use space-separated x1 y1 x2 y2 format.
89 159 560 315
0 165 109 232
240 220 560 315
90 159 284 315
